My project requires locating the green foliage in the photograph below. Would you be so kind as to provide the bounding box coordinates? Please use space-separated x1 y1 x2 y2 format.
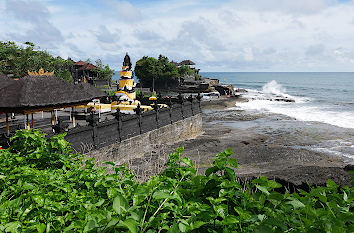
134 55 179 88
104 90 116 96
0 130 353 232
178 65 194 77
93 59 114 81
0 41 73 81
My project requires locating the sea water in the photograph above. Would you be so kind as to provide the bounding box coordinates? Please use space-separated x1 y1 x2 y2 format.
200 72 354 161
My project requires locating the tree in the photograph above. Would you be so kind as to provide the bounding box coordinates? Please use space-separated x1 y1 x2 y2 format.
93 59 114 80
0 41 74 81
134 55 179 89
178 65 194 76
134 56 161 87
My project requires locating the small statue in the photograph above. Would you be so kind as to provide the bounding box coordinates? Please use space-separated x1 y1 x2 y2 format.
123 52 132 70
134 103 142 115
196 92 202 101
177 93 183 103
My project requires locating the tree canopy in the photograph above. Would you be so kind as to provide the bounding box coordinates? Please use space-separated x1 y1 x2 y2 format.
0 41 114 82
0 41 73 82
93 59 115 81
134 55 194 89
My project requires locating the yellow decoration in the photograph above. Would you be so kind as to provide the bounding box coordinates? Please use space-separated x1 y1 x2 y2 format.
27 68 54 76
119 79 134 88
120 71 133 77
122 66 130 70
149 96 157 101
116 90 136 100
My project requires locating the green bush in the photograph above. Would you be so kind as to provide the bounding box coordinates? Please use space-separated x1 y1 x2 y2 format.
0 130 353 232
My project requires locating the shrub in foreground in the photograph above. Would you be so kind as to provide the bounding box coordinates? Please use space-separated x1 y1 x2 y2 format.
0 130 353 232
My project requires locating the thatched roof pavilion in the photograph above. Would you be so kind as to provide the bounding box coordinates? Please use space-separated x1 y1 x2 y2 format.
179 60 196 66
77 82 105 98
0 75 105 114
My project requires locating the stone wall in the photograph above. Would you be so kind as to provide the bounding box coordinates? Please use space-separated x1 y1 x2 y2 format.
85 114 203 164
64 101 202 153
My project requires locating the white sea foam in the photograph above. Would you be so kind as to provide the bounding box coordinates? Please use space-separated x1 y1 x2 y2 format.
262 80 287 96
295 139 354 160
237 80 354 129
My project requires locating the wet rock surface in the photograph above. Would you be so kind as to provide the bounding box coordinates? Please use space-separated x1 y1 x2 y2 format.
163 97 353 187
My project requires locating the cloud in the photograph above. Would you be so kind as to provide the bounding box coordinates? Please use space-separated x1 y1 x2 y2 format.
101 0 142 22
134 30 162 42
306 44 325 56
1 0 354 71
5 0 50 23
4 0 63 48
230 0 336 14
96 25 121 44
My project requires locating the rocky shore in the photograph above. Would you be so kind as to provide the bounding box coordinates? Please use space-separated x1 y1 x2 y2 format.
163 96 353 187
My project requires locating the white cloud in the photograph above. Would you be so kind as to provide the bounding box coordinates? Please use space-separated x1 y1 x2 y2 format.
1 0 354 71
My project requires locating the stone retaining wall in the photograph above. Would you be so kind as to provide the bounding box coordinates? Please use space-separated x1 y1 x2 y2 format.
85 114 203 164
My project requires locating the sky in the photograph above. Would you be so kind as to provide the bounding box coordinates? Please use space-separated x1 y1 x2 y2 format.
1 0 354 71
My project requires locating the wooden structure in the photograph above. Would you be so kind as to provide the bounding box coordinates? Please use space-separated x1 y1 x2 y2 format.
72 61 98 82
0 75 105 135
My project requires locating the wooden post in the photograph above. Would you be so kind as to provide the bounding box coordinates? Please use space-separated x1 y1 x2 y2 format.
98 104 101 121
72 107 76 127
191 101 194 116
51 111 55 126
55 109 58 123
5 113 9 136
31 113 34 128
26 114 30 130
181 102 184 119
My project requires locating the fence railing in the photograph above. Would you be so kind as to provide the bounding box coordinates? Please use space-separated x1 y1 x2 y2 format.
63 101 202 153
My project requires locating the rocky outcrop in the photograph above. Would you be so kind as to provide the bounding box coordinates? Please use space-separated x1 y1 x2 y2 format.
177 75 234 95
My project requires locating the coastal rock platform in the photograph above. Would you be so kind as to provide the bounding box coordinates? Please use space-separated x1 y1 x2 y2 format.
162 96 353 187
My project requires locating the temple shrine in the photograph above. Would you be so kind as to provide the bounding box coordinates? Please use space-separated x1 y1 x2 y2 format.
115 53 136 102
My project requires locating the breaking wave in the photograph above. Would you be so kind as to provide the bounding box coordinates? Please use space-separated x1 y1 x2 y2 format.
237 80 354 129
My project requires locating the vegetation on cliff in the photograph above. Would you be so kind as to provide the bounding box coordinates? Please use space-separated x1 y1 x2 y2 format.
0 130 353 232
134 55 194 89
0 41 113 82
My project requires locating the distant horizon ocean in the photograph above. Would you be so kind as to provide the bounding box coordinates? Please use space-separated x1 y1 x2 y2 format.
200 72 354 161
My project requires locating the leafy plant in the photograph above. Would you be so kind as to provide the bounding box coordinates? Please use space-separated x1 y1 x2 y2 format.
0 130 353 232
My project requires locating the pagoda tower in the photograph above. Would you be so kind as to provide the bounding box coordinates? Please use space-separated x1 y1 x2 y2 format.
115 53 136 101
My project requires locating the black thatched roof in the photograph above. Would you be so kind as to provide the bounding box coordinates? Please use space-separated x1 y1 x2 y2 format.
179 60 195 66
0 76 106 113
76 82 106 98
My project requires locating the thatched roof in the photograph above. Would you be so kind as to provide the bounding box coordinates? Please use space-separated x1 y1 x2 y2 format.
74 60 87 66
78 63 97 71
0 76 106 113
76 82 105 98
179 60 195 66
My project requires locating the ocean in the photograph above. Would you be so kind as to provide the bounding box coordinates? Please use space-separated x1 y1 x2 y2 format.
200 72 354 161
